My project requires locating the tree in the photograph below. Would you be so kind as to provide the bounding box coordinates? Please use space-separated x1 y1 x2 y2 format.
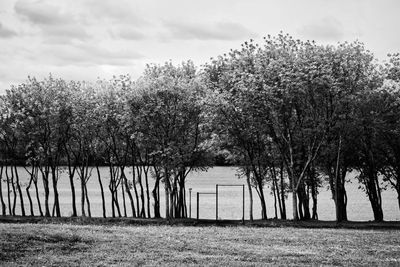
127 61 213 219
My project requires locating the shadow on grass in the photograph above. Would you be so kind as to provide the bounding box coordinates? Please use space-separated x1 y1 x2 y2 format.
0 231 93 262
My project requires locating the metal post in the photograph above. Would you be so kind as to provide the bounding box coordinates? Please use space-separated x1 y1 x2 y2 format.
216 184 218 221
189 188 192 219
196 192 199 220
242 184 245 224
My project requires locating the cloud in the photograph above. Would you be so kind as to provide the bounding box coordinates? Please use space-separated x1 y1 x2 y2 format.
82 0 149 25
42 25 89 43
164 21 257 41
298 17 344 41
41 43 143 67
0 23 17 38
14 0 89 42
14 0 71 25
111 27 146 41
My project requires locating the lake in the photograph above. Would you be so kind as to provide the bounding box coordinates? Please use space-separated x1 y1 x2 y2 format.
1 166 399 221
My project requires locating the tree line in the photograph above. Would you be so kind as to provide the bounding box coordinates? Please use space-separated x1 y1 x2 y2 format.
1 33 400 222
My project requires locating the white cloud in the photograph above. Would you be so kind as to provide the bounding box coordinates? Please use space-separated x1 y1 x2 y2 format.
0 0 399 95
163 21 257 41
14 0 72 25
0 22 17 38
110 27 147 41
297 17 345 42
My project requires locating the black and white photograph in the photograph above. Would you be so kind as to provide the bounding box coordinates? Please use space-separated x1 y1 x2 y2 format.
0 0 400 266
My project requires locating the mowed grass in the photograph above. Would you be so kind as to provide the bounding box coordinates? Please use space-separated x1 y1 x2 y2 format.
1 223 400 266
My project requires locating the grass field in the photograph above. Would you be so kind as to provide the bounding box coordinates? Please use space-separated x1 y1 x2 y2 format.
1 221 400 266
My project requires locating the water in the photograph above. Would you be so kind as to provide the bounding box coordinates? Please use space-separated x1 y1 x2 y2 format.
1 166 399 221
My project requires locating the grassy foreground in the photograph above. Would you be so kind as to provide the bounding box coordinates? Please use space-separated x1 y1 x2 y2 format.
1 222 400 266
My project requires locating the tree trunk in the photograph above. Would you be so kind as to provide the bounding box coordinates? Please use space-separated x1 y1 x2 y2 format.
272 182 278 219
0 166 7 215
110 184 115 218
366 172 383 222
26 171 34 216
136 166 146 218
132 168 140 217
257 182 267 220
337 166 348 221
308 166 318 220
280 164 287 220
397 185 400 215
6 165 11 215
291 178 298 221
69 172 77 217
109 165 115 218
81 173 86 217
10 165 17 215
298 184 310 220
33 177 43 216
51 166 61 217
65 149 77 217
121 175 127 217
245 169 253 221
13 165 25 216
84 184 91 217
165 169 170 219
144 167 151 218
121 168 136 217
114 188 122 217
152 173 161 218
96 165 106 218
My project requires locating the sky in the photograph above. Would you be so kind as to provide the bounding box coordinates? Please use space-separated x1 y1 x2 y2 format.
0 0 399 93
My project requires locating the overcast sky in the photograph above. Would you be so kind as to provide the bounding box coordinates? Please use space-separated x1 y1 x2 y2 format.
0 0 399 93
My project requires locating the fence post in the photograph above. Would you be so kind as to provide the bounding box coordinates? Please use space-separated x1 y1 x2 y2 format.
216 184 218 221
196 192 199 220
242 184 245 224
189 188 192 219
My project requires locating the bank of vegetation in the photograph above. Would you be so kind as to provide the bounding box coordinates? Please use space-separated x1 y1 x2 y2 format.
1 34 400 222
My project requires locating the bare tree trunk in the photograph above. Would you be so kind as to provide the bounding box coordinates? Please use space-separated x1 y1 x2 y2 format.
143 167 151 218
26 171 34 216
10 165 17 215
396 185 400 215
51 166 61 217
131 167 140 217
121 168 136 217
65 147 77 217
96 165 106 218
165 168 170 219
109 165 115 218
6 165 12 215
256 182 267 220
280 165 287 220
152 172 161 218
0 166 7 215
311 183 318 220
121 175 127 217
13 165 25 216
69 171 77 216
136 166 146 217
114 189 122 217
292 187 298 221
81 173 86 217
271 166 279 219
272 183 278 219
84 184 91 217
245 169 253 221
33 173 43 217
